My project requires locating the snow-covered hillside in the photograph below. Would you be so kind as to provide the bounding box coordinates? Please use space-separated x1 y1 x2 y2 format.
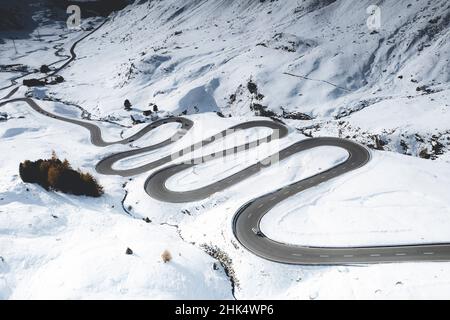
1 0 450 300
46 0 450 160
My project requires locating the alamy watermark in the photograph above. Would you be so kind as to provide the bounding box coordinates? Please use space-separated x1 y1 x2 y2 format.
67 5 81 29
168 123 282 169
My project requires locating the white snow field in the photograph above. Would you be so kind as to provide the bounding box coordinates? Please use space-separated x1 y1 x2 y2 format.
0 100 233 300
1 0 450 299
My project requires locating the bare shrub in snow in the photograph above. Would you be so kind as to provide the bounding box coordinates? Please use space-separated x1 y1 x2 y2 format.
161 250 172 263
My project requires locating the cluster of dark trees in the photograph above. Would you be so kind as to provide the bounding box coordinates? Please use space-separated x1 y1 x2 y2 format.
19 152 104 197
124 99 132 111
124 99 159 114
23 75 64 87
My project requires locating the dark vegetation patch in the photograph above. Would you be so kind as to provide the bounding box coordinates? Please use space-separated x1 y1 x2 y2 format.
0 0 130 38
0 1 37 32
40 65 51 73
23 79 46 87
247 80 258 95
124 99 132 111
19 152 104 197
23 75 64 87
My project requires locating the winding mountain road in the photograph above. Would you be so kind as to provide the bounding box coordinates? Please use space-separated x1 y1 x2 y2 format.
0 97 191 148
3 95 450 265
44 19 109 79
2 17 450 265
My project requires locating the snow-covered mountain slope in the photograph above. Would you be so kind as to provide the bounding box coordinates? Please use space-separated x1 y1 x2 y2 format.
0 98 233 300
44 0 450 160
1 0 450 300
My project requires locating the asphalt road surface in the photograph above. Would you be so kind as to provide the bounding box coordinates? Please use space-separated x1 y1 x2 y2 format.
0 97 192 148
231 139 450 265
2 95 450 265
0 87 19 101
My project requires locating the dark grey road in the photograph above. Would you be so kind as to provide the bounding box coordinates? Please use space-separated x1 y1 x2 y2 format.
2 92 450 266
0 97 192 148
0 87 19 100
